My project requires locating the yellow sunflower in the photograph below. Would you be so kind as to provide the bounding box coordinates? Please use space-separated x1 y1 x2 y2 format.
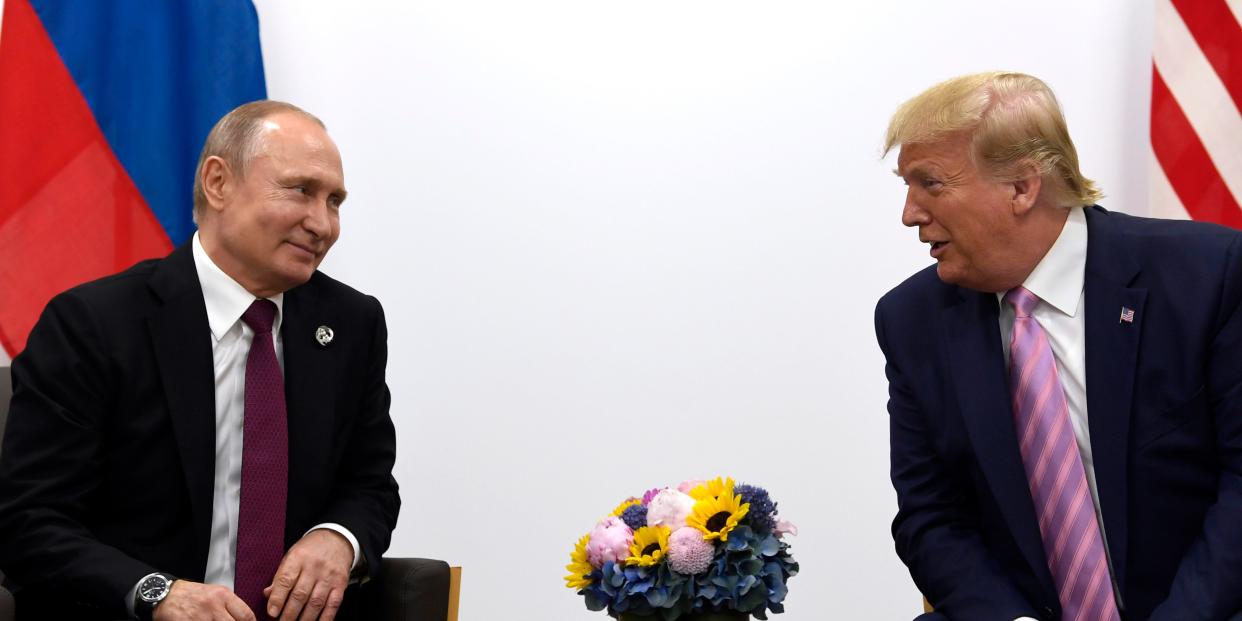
687 490 750 542
564 534 594 589
611 497 642 517
688 476 736 501
625 525 672 566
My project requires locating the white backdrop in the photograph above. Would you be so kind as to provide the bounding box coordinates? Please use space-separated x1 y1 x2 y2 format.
253 1 1156 618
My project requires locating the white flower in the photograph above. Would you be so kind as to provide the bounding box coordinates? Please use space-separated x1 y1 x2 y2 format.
646 488 695 529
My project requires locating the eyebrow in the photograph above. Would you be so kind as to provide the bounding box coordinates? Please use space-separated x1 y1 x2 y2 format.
893 165 927 178
280 174 347 200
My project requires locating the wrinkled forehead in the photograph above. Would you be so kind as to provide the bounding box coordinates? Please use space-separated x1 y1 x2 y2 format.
255 117 345 180
896 133 974 174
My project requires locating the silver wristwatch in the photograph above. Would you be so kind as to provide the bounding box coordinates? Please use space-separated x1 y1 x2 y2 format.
134 572 176 621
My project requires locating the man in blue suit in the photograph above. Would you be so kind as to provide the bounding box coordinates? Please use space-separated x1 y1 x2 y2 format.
876 72 1242 620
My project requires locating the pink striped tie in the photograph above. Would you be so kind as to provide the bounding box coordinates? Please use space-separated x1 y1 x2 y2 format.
1005 287 1119 621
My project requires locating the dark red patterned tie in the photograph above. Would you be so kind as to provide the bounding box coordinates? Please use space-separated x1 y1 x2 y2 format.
235 299 288 619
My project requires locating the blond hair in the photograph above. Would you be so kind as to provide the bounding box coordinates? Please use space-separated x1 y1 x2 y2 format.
883 71 1102 207
192 100 325 219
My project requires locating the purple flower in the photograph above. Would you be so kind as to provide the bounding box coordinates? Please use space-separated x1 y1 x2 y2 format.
667 527 715 575
641 487 662 505
735 484 777 533
586 516 633 569
620 503 648 531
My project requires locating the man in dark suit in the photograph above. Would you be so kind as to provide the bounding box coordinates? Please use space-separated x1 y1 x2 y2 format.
876 72 1242 620
0 101 400 620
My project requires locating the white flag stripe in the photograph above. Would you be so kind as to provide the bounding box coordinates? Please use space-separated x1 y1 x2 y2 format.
1228 0 1242 29
1153 0 1242 208
1149 147 1192 221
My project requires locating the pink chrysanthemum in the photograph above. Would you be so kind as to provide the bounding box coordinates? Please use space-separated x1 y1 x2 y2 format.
667 527 715 575
586 516 634 568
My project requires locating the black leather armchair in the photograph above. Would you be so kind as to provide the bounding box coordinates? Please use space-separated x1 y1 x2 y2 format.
0 367 459 621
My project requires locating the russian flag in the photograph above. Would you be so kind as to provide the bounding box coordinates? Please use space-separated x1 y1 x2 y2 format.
0 0 266 361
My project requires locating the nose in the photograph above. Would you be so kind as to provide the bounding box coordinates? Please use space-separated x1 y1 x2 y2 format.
901 189 930 228
303 198 334 239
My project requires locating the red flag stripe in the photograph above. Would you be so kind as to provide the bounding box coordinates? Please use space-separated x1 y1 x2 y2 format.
1150 65 1242 228
1154 0 1242 208
1168 0 1242 115
0 0 171 355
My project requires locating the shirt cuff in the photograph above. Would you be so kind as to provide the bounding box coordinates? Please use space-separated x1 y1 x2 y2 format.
1014 617 1040 621
307 523 364 572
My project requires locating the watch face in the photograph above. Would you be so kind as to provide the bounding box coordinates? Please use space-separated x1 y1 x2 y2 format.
139 575 169 602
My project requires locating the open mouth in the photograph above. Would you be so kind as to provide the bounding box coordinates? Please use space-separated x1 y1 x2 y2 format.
930 241 949 257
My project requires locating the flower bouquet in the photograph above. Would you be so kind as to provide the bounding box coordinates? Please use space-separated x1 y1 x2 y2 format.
565 477 798 621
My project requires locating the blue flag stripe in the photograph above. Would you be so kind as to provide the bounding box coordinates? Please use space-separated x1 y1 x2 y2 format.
28 0 267 245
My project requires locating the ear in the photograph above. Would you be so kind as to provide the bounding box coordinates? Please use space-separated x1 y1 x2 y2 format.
200 156 232 214
1008 163 1043 216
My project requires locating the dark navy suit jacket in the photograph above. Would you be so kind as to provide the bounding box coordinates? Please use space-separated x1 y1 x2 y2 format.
876 207 1242 620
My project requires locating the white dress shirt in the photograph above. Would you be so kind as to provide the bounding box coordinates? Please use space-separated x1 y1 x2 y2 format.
998 208 1122 619
125 234 360 616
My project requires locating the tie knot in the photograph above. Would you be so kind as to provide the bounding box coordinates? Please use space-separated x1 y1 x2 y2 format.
241 299 278 334
1004 286 1040 317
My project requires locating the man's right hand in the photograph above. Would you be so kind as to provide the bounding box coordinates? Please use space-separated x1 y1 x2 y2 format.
153 580 256 621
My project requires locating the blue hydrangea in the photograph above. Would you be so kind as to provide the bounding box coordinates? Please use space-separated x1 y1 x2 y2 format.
621 504 649 532
697 525 799 619
735 484 777 534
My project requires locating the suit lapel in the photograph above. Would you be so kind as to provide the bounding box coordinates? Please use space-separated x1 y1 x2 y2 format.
942 289 1057 596
146 244 216 564
1082 206 1144 591
280 278 336 535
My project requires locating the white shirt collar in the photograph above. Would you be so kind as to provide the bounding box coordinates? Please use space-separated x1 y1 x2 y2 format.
192 232 284 341
997 207 1088 317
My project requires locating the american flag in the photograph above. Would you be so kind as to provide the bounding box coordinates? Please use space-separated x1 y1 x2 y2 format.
1120 307 1136 324
1150 0 1242 228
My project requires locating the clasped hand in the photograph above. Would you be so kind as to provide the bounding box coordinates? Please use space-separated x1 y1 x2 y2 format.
154 529 353 621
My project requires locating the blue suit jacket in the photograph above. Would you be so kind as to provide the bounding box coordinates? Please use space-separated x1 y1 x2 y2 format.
876 207 1242 620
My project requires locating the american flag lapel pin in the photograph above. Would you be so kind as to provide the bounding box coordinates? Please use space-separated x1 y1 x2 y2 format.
1119 307 1135 324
